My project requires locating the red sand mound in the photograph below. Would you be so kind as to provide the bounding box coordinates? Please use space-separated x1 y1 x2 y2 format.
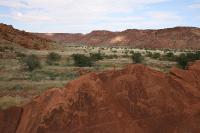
37 27 200 49
1 62 200 133
0 107 22 133
0 23 53 50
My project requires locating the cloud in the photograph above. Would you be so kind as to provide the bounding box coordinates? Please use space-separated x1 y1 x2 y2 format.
148 11 182 21
0 0 28 8
5 12 52 22
0 0 184 32
0 0 170 23
189 2 200 9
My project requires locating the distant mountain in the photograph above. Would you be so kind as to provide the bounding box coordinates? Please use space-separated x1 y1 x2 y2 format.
0 23 53 50
37 27 200 49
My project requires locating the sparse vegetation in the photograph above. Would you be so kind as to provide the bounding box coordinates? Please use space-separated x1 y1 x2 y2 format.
2 44 200 108
23 54 41 71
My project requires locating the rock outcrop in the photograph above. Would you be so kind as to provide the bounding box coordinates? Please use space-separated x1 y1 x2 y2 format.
37 27 200 49
1 61 200 133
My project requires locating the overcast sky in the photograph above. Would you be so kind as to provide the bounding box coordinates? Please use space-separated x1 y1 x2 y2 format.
0 0 200 33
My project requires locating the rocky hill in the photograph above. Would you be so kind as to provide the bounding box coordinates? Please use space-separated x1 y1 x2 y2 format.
37 27 200 49
0 23 53 50
1 61 200 133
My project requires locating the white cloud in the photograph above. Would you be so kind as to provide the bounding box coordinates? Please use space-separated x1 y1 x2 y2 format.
0 0 170 23
0 0 184 32
0 0 28 8
148 11 182 21
189 2 200 9
11 12 51 22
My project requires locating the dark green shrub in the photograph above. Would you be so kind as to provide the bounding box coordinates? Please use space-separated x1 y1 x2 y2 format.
163 52 177 61
46 52 61 65
146 51 152 57
104 54 118 59
90 52 104 61
72 54 93 67
28 71 45 81
131 52 143 63
130 51 135 55
176 53 188 69
186 52 199 61
16 52 26 58
23 54 41 71
176 52 200 69
47 72 59 80
0 47 5 52
151 52 161 59
12 84 23 91
65 72 77 80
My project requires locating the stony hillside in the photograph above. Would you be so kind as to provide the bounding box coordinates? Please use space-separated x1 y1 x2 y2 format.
0 23 53 50
1 61 200 133
37 27 200 49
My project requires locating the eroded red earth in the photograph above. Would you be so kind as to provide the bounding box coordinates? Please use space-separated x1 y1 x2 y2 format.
0 23 52 50
1 62 200 133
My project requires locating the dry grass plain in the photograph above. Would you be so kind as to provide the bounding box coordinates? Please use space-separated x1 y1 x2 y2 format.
0 44 196 109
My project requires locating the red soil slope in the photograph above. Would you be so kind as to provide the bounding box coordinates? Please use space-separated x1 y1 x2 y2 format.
0 107 22 133
0 23 53 50
1 62 200 133
37 27 200 49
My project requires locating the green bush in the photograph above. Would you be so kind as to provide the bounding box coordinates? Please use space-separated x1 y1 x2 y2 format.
47 72 59 80
16 52 26 58
186 52 200 61
23 54 41 71
151 52 161 59
163 52 177 61
90 52 104 61
176 52 200 69
146 51 152 57
29 72 43 81
176 53 188 69
104 54 118 59
65 72 77 80
72 54 93 67
12 84 23 91
130 51 135 55
46 52 61 65
0 47 5 52
131 52 143 64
